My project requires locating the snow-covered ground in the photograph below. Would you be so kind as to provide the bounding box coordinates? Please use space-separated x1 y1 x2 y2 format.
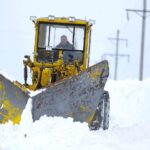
0 79 150 150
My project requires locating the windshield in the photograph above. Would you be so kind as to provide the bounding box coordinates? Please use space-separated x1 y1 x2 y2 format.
38 23 85 50
37 23 85 63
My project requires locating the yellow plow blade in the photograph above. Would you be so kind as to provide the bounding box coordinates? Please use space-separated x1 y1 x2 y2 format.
0 75 29 124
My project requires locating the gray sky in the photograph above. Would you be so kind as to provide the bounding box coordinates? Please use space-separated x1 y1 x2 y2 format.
0 0 150 82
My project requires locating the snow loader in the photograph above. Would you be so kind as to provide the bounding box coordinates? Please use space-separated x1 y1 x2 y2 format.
0 16 110 130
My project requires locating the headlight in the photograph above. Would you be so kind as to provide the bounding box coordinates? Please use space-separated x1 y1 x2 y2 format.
30 16 37 22
68 16 76 22
88 19 96 25
48 15 55 20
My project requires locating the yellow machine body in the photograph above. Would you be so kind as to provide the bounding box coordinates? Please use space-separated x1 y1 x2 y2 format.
0 16 93 124
23 17 92 91
0 16 110 131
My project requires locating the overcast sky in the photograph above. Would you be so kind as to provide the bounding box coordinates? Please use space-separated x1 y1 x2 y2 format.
0 0 150 82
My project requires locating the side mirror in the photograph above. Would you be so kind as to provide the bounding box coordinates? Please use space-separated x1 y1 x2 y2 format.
24 55 30 59
30 16 37 23
23 55 33 67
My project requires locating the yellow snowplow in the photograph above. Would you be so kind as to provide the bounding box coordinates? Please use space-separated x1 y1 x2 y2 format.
0 16 110 130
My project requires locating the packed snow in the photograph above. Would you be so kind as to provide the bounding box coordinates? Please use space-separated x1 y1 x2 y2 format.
0 79 150 150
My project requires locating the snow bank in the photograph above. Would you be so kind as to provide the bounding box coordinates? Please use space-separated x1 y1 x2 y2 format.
0 79 150 150
105 79 150 127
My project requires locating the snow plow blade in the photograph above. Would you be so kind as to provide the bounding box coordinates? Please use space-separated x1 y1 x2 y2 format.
32 60 109 127
0 74 29 124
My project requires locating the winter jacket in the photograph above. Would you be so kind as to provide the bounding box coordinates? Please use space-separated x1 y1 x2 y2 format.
56 41 74 50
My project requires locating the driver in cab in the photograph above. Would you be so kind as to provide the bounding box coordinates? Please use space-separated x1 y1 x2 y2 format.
56 35 74 50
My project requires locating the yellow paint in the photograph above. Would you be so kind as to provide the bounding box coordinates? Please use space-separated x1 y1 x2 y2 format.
35 17 89 26
0 100 21 124
0 81 21 124
0 81 6 101
87 67 101 81
80 105 96 124
86 111 96 124
80 105 92 112
0 83 3 90
13 81 29 94
41 68 51 87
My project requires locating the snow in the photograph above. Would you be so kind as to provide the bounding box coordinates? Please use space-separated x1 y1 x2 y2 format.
106 79 150 127
0 1 150 149
29 89 46 97
1 79 150 150
0 70 14 82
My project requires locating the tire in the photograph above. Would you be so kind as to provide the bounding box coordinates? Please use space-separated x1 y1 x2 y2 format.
102 91 110 130
89 91 110 130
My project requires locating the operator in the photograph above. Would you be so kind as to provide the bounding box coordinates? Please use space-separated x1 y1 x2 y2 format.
55 35 75 62
56 35 74 50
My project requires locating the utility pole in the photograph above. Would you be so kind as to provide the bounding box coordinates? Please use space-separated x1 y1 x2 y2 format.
108 30 128 80
102 54 130 63
102 53 130 79
126 0 150 81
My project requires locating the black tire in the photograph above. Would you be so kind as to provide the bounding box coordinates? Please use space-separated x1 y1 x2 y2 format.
102 91 110 130
89 91 110 130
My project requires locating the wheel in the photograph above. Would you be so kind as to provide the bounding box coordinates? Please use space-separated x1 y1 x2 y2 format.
89 91 110 130
102 91 110 130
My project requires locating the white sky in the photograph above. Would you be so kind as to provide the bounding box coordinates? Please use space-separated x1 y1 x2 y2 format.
0 0 150 82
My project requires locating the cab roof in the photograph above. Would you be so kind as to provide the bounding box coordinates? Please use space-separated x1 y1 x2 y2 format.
30 16 95 26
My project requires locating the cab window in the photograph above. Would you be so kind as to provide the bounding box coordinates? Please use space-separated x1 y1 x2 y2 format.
37 23 85 63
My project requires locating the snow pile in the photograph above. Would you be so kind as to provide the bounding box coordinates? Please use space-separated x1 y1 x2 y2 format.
0 79 150 150
106 79 150 127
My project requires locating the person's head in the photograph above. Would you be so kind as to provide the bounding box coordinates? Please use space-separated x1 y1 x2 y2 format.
60 35 68 45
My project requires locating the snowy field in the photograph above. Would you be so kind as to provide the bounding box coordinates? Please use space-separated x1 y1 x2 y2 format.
0 78 150 150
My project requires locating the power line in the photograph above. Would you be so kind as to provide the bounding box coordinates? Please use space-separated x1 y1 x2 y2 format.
108 30 128 80
102 53 130 62
126 0 150 81
102 53 130 80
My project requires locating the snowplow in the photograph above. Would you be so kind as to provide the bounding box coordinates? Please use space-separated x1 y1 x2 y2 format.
0 16 110 130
